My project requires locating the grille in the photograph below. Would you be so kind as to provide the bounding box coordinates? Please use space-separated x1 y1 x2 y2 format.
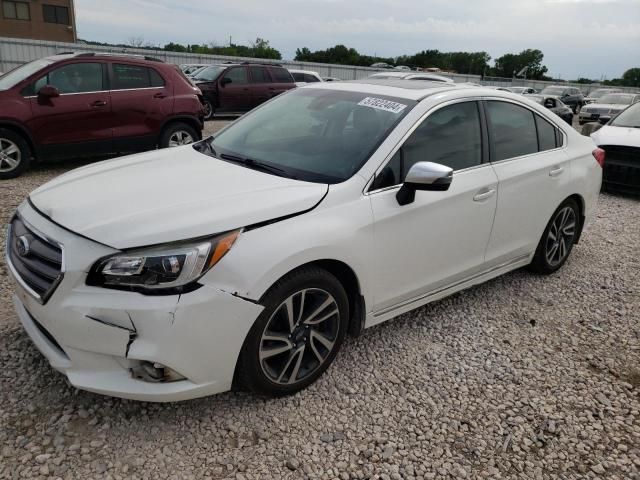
601 145 640 194
7 216 63 303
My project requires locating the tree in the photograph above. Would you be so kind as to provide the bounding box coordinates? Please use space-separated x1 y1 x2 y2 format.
127 36 145 48
492 49 548 79
621 68 640 87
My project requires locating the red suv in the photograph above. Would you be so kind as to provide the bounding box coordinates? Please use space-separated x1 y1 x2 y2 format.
191 63 296 120
0 53 204 179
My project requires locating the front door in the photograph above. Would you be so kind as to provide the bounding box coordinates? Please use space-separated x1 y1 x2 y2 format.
26 61 113 157
369 100 498 315
217 67 251 113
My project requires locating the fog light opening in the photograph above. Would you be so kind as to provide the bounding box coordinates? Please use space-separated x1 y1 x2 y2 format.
131 361 186 383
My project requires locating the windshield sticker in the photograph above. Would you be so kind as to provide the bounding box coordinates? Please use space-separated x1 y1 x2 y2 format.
358 97 407 114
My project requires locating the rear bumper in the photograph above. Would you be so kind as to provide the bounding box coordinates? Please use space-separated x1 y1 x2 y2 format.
601 147 640 195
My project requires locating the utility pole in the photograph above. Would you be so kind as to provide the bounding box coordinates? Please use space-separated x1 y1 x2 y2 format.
229 35 232 47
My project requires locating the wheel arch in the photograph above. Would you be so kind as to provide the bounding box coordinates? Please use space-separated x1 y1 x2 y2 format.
0 121 37 160
564 193 586 244
158 116 203 143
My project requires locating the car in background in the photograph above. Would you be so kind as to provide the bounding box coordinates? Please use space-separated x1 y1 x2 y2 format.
288 69 323 86
6 81 602 401
185 66 209 79
590 101 640 195
394 65 412 71
369 71 454 83
508 87 537 95
180 64 209 76
490 86 512 92
370 62 394 69
540 86 584 113
322 77 342 82
584 88 622 104
0 53 204 179
191 63 296 120
526 95 574 125
579 93 640 125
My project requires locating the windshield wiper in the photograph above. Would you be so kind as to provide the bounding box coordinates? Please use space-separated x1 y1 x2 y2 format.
220 153 294 178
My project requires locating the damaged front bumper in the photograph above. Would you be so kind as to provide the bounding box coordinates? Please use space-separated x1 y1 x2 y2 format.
8 202 264 402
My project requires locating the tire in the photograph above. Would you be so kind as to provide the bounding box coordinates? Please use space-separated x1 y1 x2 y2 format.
528 199 580 275
0 128 32 180
236 266 349 396
159 122 199 149
203 100 214 121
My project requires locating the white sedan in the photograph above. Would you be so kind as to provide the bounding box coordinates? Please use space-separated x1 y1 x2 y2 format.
7 81 602 401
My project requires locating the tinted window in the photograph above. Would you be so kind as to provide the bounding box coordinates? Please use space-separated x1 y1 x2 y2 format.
112 64 150 89
371 151 401 190
535 115 557 151
42 4 69 24
305 74 320 83
487 101 538 161
249 66 271 83
404 101 482 172
291 72 305 82
37 63 104 94
222 67 247 85
149 68 165 87
270 67 294 83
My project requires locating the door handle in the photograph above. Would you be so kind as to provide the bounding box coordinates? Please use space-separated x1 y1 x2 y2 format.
549 166 564 177
91 100 107 107
473 188 496 202
153 92 167 99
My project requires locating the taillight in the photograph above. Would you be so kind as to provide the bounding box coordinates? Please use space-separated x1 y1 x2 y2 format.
592 148 605 168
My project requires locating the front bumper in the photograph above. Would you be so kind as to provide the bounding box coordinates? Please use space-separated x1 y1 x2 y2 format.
7 202 263 402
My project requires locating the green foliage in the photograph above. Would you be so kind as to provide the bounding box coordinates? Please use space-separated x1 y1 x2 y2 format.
295 45 394 67
491 49 548 80
602 68 640 87
164 38 281 60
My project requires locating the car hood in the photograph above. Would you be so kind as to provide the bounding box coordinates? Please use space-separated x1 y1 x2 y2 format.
29 146 328 249
591 125 640 148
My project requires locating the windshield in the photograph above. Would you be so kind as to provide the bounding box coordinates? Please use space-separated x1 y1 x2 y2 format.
200 88 415 183
0 58 53 90
541 87 565 95
598 94 634 105
193 66 226 81
611 102 640 128
588 89 617 99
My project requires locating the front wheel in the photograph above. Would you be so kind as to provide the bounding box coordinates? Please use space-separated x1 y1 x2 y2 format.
236 267 348 396
0 129 32 180
528 199 580 274
203 100 214 121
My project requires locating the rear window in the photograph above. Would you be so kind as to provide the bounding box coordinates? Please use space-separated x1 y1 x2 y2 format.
270 67 294 83
112 64 164 90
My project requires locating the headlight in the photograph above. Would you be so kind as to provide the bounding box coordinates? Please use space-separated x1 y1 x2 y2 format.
88 230 240 293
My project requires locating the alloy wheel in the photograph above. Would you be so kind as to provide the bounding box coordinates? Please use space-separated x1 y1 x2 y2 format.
259 288 340 385
168 131 194 147
203 101 213 120
0 138 21 173
545 206 576 267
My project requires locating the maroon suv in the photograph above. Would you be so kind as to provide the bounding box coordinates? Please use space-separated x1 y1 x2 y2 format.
191 63 296 120
0 53 204 179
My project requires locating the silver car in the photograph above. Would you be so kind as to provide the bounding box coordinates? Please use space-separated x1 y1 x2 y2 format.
579 93 640 125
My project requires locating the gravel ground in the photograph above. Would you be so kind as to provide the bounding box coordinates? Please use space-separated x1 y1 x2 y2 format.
1 120 639 480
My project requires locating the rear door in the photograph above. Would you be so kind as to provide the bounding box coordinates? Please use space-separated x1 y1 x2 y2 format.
483 99 571 267
109 63 172 151
248 66 273 109
26 61 113 157
217 66 251 112
267 67 295 97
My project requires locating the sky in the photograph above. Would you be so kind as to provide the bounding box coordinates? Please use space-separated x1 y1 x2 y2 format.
75 0 640 80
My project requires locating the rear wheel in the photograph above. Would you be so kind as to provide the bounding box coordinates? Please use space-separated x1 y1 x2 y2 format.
0 129 31 180
203 100 214 121
159 122 198 149
528 199 580 274
236 267 348 396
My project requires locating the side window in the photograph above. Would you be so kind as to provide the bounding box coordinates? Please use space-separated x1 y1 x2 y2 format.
36 62 104 94
305 74 320 83
222 67 248 85
149 68 165 87
535 114 557 151
249 66 271 83
112 64 151 89
270 67 294 83
486 101 538 161
370 102 482 190
291 72 305 82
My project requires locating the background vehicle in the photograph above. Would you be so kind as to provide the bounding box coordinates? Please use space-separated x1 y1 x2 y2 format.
6 82 601 401
180 63 209 76
394 65 412 71
584 88 622 104
370 62 394 69
288 69 323 86
369 71 454 83
191 63 295 120
591 102 640 195
527 94 574 124
540 85 584 113
508 87 537 95
0 53 204 179
322 77 342 82
579 93 640 125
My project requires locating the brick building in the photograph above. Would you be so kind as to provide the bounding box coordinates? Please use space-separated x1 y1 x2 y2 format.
1 0 77 42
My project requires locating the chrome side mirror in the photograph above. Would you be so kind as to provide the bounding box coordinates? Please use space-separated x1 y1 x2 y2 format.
396 161 453 206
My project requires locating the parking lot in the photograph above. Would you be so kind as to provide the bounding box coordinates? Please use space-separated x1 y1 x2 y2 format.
0 118 639 479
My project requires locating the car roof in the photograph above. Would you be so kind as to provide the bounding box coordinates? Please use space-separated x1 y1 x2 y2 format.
47 52 165 64
288 69 320 75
